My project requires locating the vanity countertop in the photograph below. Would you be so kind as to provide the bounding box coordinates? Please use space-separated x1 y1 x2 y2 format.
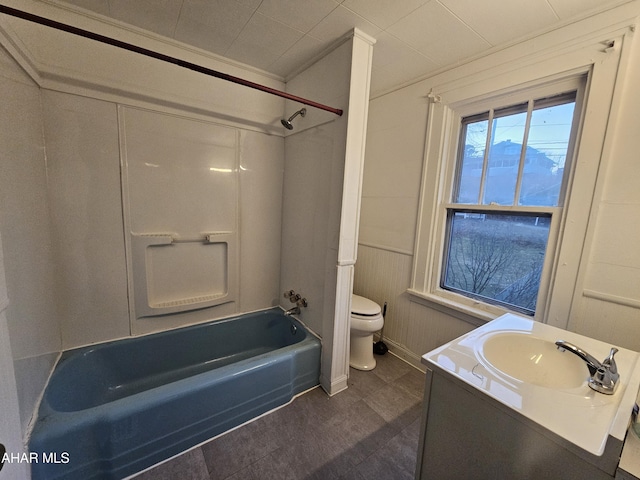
422 313 640 456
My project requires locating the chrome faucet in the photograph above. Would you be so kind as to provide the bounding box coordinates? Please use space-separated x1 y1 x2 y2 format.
283 290 308 317
555 340 620 394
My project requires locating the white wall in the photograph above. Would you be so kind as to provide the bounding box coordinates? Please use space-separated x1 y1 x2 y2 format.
0 44 61 436
0 237 30 480
356 3 640 368
358 89 428 255
280 122 338 334
568 18 640 344
43 91 130 347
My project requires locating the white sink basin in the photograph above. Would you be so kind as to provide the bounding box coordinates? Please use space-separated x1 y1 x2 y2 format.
480 332 587 388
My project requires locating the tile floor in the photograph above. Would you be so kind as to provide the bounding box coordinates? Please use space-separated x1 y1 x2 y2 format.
132 353 426 480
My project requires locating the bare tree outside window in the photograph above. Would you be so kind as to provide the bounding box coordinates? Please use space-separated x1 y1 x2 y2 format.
443 213 550 314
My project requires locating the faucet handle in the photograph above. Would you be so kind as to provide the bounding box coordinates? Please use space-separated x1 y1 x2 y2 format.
284 290 302 303
602 347 619 375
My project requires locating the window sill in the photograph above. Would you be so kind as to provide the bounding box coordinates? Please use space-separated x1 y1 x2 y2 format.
407 288 505 327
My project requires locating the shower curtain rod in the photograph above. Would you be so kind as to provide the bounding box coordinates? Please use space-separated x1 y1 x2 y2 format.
0 4 344 116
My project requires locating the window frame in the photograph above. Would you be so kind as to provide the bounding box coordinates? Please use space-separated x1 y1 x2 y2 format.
408 31 628 327
434 77 585 318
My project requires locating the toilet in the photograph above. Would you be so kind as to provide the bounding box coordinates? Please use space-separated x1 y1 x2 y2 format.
349 294 384 371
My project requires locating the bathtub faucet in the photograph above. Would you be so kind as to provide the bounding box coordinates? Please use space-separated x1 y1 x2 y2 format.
283 290 308 316
555 340 619 395
284 305 300 316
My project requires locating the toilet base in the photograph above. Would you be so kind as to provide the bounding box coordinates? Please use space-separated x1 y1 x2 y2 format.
350 334 376 371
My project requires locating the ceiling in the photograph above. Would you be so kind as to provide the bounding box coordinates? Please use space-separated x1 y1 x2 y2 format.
54 0 630 97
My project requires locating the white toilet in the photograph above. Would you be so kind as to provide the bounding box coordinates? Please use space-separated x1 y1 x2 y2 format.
349 294 384 371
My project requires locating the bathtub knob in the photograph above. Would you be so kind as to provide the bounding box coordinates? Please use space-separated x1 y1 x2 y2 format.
284 290 295 299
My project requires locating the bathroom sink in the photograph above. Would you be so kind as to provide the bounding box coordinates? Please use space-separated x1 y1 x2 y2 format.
423 313 640 456
480 332 587 388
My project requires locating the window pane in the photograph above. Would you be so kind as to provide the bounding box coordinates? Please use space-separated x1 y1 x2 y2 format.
483 110 527 205
456 119 488 203
442 211 551 314
519 101 576 206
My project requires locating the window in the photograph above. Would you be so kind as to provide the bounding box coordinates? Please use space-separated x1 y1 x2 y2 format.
409 31 627 327
441 89 581 315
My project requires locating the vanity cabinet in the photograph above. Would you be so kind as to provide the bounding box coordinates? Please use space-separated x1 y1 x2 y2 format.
617 425 640 479
416 366 621 479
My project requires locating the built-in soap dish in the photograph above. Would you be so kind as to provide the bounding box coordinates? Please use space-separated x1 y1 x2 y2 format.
131 232 236 318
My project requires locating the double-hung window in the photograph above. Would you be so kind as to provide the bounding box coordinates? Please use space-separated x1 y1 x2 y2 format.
413 75 586 319
443 81 584 316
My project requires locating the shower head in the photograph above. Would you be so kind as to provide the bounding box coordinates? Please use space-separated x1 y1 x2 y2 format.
281 108 306 130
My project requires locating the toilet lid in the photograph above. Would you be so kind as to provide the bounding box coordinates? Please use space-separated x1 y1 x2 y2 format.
351 294 381 316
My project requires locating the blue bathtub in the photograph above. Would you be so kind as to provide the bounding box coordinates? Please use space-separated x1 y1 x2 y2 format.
29 308 321 480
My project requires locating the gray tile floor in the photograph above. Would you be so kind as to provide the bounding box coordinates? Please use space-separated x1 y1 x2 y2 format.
132 353 425 480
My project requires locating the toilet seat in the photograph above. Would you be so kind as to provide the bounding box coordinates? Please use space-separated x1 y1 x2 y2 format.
351 294 381 316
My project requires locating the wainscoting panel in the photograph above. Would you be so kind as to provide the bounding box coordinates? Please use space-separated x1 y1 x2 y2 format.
354 244 476 368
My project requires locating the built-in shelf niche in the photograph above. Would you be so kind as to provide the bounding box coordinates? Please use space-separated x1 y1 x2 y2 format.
131 232 235 318
120 106 239 324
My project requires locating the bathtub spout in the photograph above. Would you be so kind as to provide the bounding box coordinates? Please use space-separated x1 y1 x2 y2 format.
284 306 300 316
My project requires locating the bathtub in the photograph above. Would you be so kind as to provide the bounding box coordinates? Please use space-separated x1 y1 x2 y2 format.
28 308 321 480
